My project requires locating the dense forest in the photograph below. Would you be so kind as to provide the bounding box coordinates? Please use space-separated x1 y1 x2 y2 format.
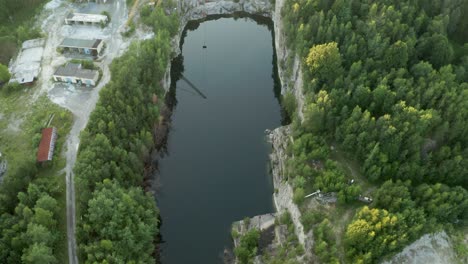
281 0 468 262
1 179 62 263
0 97 72 263
74 2 179 262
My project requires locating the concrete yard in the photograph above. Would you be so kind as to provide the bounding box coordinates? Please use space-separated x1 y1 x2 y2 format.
8 38 45 84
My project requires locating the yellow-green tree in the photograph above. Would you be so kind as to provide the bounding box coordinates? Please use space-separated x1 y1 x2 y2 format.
306 42 342 85
345 206 409 263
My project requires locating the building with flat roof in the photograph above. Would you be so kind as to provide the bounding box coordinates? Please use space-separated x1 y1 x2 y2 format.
53 63 99 86
8 38 45 84
58 38 105 57
65 13 108 25
37 127 58 163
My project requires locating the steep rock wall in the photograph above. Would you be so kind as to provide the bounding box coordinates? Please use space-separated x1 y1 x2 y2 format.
161 0 311 258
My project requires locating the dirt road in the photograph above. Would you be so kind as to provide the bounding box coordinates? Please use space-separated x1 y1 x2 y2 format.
35 1 131 263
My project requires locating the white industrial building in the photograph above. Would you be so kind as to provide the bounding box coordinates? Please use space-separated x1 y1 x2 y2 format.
58 38 105 57
65 13 108 25
53 63 99 86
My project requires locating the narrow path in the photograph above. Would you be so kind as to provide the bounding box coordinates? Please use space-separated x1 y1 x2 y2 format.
65 121 80 264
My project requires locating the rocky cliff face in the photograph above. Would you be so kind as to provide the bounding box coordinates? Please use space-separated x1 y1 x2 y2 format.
166 0 305 117
272 0 305 120
162 0 274 91
381 232 458 264
267 126 313 260
173 0 273 54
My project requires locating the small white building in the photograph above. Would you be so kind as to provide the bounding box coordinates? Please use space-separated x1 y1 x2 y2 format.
65 13 108 25
53 63 99 86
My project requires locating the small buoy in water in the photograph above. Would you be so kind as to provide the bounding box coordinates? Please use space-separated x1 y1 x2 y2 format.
202 45 207 49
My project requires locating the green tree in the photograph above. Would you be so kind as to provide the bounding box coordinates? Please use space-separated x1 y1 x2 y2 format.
80 180 158 263
293 187 305 205
0 63 10 84
234 229 260 264
282 91 297 117
374 180 414 212
385 41 409 69
345 207 410 263
417 34 453 68
413 183 468 223
26 223 55 245
306 42 342 85
314 219 339 264
21 243 56 264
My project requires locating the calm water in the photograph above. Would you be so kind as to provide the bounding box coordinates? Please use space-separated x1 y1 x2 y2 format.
156 16 282 264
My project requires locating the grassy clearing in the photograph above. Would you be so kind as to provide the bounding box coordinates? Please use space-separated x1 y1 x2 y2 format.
294 142 377 263
0 87 72 262
327 147 378 260
329 144 377 194
448 225 468 263
0 90 72 166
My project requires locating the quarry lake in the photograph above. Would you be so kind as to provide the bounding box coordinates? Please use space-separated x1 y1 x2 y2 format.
155 16 284 263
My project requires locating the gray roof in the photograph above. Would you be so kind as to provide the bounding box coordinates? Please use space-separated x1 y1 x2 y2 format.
59 38 102 49
54 63 98 79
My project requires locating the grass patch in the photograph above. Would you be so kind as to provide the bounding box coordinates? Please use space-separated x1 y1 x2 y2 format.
448 225 468 262
0 36 18 65
0 92 72 165
329 143 376 193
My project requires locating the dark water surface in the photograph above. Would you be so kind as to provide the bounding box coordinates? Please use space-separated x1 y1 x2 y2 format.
156 16 282 264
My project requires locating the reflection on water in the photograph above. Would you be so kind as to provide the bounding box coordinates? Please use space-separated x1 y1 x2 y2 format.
155 16 284 264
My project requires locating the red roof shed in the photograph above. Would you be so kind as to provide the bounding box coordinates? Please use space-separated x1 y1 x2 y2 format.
37 127 57 162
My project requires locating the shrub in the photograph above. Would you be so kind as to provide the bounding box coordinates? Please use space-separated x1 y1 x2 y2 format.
234 229 260 264
293 187 305 205
301 210 326 232
1 82 22 95
282 91 297 117
0 63 10 84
